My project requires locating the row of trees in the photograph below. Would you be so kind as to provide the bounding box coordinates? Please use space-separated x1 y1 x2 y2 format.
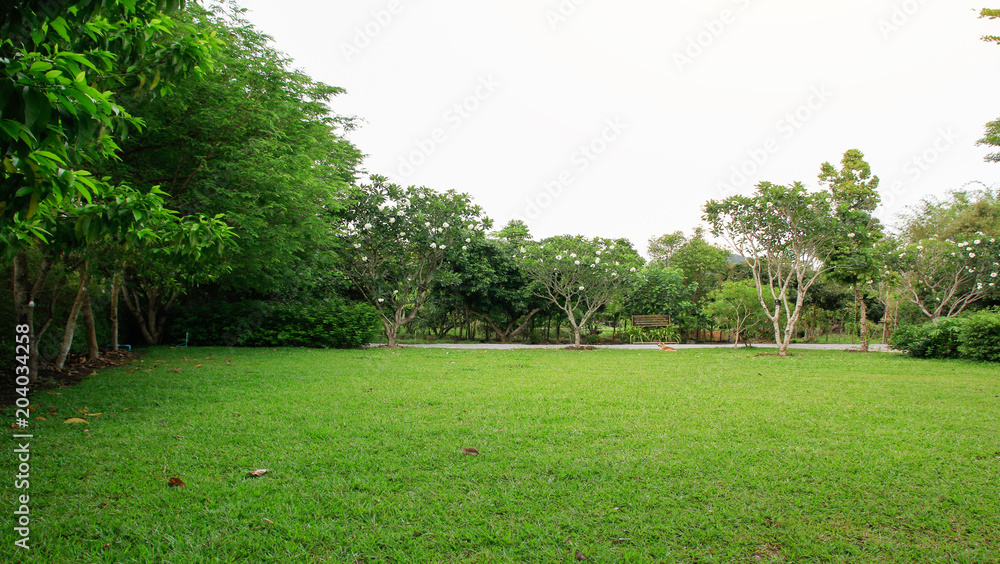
4 3 1000 375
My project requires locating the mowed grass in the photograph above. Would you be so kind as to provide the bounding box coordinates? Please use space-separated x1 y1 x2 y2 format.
2 347 999 563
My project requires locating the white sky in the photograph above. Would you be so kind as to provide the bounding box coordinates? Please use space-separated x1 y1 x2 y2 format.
237 0 1000 255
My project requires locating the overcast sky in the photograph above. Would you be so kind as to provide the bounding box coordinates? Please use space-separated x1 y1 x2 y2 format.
237 0 1000 255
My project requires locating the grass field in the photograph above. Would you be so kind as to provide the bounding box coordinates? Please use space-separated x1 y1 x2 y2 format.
2 347 999 563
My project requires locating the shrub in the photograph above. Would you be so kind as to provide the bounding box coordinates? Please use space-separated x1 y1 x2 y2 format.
890 318 964 359
958 309 1000 362
167 299 379 349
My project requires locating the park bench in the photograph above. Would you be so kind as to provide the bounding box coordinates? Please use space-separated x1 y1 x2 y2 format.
629 315 678 344
631 315 672 328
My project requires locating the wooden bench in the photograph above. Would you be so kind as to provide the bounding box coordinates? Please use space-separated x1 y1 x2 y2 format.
629 315 678 344
631 315 672 327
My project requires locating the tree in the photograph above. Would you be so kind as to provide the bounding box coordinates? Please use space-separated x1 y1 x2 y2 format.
4 0 219 378
885 197 999 321
518 235 643 348
980 8 1000 162
647 231 686 266
442 236 551 343
671 228 731 301
97 1 363 299
704 181 844 356
338 176 489 347
1 0 218 242
818 149 883 351
704 279 768 348
623 263 696 321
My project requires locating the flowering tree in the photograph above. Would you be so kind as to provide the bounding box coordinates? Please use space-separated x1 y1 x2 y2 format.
704 181 844 356
885 235 999 321
517 235 643 348
339 176 489 347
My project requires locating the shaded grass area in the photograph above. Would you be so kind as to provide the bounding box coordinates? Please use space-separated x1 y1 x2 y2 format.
2 348 999 563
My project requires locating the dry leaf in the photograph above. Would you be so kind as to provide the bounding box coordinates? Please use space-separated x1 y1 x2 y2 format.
167 477 185 487
575 549 587 560
36 416 46 421
168 370 181 373
64 417 88 424
195 364 202 368
47 407 58 414
460 447 480 456
85 412 102 417
263 518 274 525
172 435 187 439
249 469 268 477
612 538 632 544
78 408 88 413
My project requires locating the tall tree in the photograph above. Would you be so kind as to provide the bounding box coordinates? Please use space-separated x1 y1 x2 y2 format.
704 181 844 356
647 231 686 266
979 8 1000 162
818 149 883 351
1 0 218 242
98 1 363 298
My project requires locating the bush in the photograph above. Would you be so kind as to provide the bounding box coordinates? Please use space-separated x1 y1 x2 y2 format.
167 299 380 349
890 318 964 359
959 309 1000 362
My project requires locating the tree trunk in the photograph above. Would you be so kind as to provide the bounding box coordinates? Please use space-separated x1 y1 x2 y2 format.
856 284 870 352
110 275 121 351
54 272 90 370
81 287 100 360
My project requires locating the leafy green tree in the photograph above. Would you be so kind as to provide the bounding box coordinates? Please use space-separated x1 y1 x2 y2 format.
704 181 844 356
671 227 731 302
980 8 1000 161
704 279 768 348
818 149 883 351
442 236 551 343
623 263 696 321
647 231 686 266
518 235 643 348
338 176 489 347
1 0 218 243
98 1 362 298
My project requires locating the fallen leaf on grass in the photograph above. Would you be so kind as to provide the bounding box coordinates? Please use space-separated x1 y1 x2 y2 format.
85 412 102 417
575 549 587 561
35 416 46 421
64 417 88 424
168 370 181 374
262 518 274 525
460 447 480 456
167 477 185 487
195 364 202 368
172 435 188 439
248 469 268 477
612 537 632 544
47 407 57 414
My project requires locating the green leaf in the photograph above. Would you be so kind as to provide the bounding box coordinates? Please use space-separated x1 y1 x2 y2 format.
50 17 71 43
29 61 53 73
23 88 50 130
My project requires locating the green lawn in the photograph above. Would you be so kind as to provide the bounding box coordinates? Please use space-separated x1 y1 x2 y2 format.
3 347 999 563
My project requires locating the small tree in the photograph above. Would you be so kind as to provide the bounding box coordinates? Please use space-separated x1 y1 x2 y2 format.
704 279 768 348
339 176 489 347
518 235 643 348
